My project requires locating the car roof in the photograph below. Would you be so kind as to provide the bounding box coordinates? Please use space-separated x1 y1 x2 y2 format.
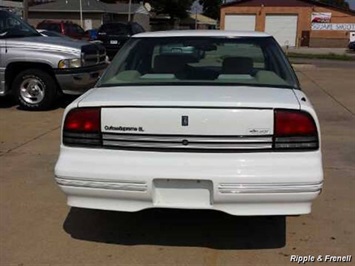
102 22 129 26
133 30 271 38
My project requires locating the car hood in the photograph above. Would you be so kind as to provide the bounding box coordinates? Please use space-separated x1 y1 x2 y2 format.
5 36 88 54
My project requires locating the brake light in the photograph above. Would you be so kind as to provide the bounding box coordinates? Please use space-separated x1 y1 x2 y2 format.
63 108 102 147
275 110 317 136
64 108 100 132
274 110 319 150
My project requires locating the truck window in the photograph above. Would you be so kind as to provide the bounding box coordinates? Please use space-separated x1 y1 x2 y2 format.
0 10 40 38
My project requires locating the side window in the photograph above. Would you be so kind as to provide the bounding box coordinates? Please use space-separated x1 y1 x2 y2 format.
99 24 107 32
74 25 84 34
7 17 21 28
66 24 81 35
51 24 62 33
0 15 26 32
137 24 145 32
40 23 49 30
132 23 144 34
102 24 128 35
0 16 5 31
115 25 128 35
49 24 61 33
64 24 70 34
0 11 39 39
67 24 74 34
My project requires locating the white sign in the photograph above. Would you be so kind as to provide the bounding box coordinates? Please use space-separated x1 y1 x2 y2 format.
312 23 355 31
350 32 355 42
311 12 331 23
84 19 92 31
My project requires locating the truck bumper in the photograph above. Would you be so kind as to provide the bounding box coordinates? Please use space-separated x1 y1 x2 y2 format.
54 64 108 95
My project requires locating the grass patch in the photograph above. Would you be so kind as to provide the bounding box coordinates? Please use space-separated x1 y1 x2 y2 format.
287 52 355 61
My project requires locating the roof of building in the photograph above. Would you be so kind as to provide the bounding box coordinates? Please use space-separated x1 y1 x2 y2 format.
29 0 141 14
0 0 23 8
221 0 355 15
134 30 271 38
187 13 218 26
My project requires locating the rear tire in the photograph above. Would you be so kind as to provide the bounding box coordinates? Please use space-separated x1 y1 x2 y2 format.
13 69 57 111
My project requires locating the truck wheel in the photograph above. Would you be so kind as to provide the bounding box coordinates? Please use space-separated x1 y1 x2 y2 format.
13 69 57 111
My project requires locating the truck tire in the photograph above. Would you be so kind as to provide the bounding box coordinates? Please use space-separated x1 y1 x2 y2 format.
13 69 57 111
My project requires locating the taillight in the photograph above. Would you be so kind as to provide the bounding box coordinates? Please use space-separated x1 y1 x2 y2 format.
274 110 319 150
63 108 102 147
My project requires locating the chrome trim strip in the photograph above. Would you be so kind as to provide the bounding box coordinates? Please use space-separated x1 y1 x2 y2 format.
103 140 272 149
103 134 272 143
56 178 147 192
102 134 273 150
218 182 323 194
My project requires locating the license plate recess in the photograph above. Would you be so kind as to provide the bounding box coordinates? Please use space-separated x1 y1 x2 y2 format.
153 179 213 207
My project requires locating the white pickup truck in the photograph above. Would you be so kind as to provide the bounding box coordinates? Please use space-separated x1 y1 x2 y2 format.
55 31 323 216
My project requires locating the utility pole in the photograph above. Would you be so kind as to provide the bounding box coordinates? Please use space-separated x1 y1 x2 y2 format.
195 9 198 29
128 0 132 22
23 0 29 22
79 0 83 28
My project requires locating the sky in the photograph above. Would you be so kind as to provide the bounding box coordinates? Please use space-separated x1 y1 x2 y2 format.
347 0 355 9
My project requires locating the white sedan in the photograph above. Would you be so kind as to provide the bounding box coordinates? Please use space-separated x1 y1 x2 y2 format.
55 31 323 216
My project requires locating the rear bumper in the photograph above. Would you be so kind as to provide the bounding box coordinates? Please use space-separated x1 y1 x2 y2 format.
55 148 323 216
54 64 108 95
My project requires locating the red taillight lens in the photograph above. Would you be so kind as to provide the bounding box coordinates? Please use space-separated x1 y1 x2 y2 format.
274 110 319 150
64 108 100 133
63 108 102 147
275 110 317 136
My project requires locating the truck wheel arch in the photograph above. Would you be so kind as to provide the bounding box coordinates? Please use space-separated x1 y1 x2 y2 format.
5 62 60 94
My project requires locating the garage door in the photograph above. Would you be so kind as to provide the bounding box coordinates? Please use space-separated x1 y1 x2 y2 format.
265 15 298 47
225 15 256 31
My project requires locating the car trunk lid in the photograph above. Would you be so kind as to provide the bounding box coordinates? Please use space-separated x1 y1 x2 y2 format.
78 86 300 151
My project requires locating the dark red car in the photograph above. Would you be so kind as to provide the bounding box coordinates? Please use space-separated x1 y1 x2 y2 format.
37 20 89 40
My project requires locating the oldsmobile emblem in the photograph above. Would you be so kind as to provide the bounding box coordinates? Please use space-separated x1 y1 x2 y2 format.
182 116 189 126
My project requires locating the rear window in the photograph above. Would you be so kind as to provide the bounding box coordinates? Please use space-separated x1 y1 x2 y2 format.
98 36 299 89
67 24 84 34
38 23 61 33
100 23 129 35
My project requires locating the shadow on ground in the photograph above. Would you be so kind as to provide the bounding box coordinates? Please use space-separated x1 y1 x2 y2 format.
64 208 286 250
0 95 78 111
0 96 17 109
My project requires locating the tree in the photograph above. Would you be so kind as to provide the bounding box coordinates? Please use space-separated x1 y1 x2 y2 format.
150 0 194 21
198 0 223 20
317 0 350 10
